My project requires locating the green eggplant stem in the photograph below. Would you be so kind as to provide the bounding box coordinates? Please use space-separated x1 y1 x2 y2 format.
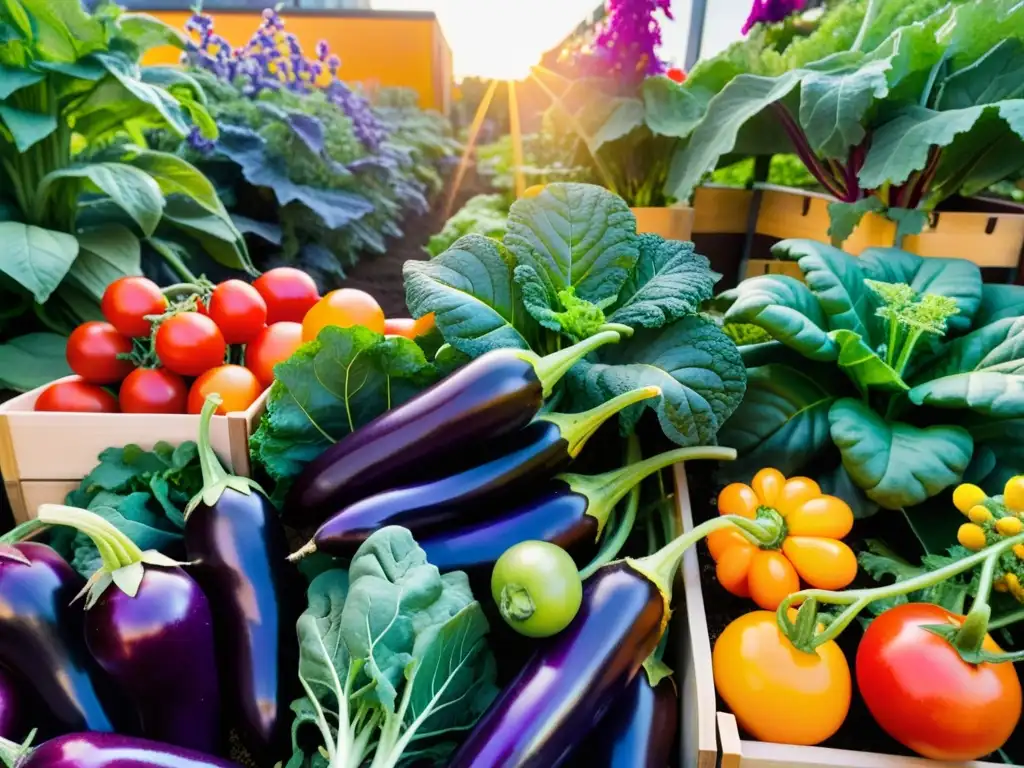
0 519 48 545
541 387 661 459
518 330 621 398
0 729 35 768
564 445 737 536
777 530 1024 656
197 394 231 492
36 504 145 573
579 433 643 580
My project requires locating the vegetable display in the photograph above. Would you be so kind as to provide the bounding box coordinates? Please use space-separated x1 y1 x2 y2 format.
0 732 237 768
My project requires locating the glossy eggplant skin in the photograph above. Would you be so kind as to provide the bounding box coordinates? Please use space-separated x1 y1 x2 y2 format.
0 543 123 735
17 733 238 768
185 489 302 754
417 482 598 576
577 673 679 768
314 421 572 555
85 566 220 754
288 351 543 521
449 563 666 767
0 666 22 740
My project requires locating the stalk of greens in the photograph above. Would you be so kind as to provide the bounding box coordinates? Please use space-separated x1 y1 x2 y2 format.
286 526 498 768
718 238 1024 520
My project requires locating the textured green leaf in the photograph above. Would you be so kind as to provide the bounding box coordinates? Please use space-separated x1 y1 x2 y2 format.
936 40 1024 110
250 326 438 484
513 268 607 341
69 225 142 301
41 163 164 237
718 363 842 481
974 284 1024 327
828 397 973 509
909 317 1024 417
774 239 878 342
0 222 78 302
799 54 891 159
0 63 42 98
0 333 71 391
504 183 639 308
858 247 982 332
404 234 532 357
722 275 838 361
567 316 746 446
642 75 707 139
159 197 253 274
827 198 885 247
125 149 226 218
117 13 188 53
584 97 645 152
91 51 191 136
19 0 105 61
0 103 56 151
887 208 929 245
962 413 1024 494
831 329 908 393
607 234 717 329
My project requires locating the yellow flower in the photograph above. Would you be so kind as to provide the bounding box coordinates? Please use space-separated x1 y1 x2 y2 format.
1005 476 1024 511
957 523 987 551
996 516 1023 536
968 505 993 524
953 483 987 515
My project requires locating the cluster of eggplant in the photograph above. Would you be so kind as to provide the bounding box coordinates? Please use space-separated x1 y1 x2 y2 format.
288 331 733 766
0 393 299 768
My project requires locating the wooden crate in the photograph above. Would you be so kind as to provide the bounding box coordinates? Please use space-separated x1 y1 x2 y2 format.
0 377 268 523
633 204 695 241
673 466 1005 768
693 187 755 236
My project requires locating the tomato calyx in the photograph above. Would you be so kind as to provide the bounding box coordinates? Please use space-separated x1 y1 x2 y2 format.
498 584 536 622
754 505 787 549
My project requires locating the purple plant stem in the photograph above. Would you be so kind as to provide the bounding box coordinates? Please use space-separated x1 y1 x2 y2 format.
772 104 848 200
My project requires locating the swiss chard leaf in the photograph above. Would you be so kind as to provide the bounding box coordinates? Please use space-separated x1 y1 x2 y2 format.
249 326 439 485
568 316 746 446
828 397 973 510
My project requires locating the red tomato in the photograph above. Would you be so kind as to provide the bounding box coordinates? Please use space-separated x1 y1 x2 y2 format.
666 67 687 84
857 602 1022 761
101 277 167 338
35 378 119 413
119 368 187 414
154 313 226 377
188 365 262 414
245 322 303 388
302 288 385 342
253 268 320 324
208 280 268 344
66 322 134 384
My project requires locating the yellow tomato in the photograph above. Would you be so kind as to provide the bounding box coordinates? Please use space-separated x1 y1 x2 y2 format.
302 289 385 341
713 611 851 746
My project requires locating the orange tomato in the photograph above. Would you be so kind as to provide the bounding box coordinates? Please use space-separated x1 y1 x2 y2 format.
714 611 851 745
710 468 856 610
187 365 262 414
383 312 437 340
245 322 304 388
301 289 385 342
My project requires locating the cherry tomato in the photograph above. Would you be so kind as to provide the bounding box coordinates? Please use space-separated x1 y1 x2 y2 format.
119 368 187 414
383 318 417 339
245 322 303 388
35 378 119 413
713 610 851 745
491 541 582 638
188 365 262 414
207 280 267 344
253 267 320 324
101 277 167 338
154 313 226 377
66 322 134 384
302 288 385 342
666 67 687 84
857 602 1022 761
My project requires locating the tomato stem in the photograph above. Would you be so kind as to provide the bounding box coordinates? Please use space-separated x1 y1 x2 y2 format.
777 531 1024 655
988 607 1024 632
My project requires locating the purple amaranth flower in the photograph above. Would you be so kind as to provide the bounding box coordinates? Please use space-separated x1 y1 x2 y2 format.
565 0 672 90
742 0 806 34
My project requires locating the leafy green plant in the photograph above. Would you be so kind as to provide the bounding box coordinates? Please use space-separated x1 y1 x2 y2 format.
0 0 250 383
667 0 1024 244
426 194 511 257
718 238 1024 517
287 526 498 768
405 183 745 448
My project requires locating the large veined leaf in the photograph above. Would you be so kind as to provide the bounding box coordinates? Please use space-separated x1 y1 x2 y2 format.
722 275 838 361
0 103 57 151
159 197 254 274
0 222 78 303
90 51 191 136
125 149 226 218
68 225 141 301
39 163 164 237
0 63 42 98
774 239 878 343
0 333 71 391
642 75 708 139
567 316 746 446
117 13 188 54
826 198 885 248
857 247 982 332
936 39 1024 110
17 0 105 62
718 363 842 481
974 283 1024 327
831 329 908 393
909 316 1024 417
504 183 639 313
607 234 717 329
582 97 645 152
403 234 532 357
828 397 973 509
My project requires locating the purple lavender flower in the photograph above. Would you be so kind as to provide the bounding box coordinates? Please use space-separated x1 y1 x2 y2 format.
742 0 806 34
315 40 329 61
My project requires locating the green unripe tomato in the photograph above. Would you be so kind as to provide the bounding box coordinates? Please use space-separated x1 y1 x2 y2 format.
491 541 582 638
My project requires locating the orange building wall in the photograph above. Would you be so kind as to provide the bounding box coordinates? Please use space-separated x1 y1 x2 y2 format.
143 11 452 113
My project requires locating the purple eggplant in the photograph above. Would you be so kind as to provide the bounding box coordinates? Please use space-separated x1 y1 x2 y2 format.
417 445 736 575
448 493 779 767
292 387 661 559
184 395 302 755
0 732 238 768
0 667 22 740
0 535 124 736
35 506 220 755
287 331 622 522
577 672 679 768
